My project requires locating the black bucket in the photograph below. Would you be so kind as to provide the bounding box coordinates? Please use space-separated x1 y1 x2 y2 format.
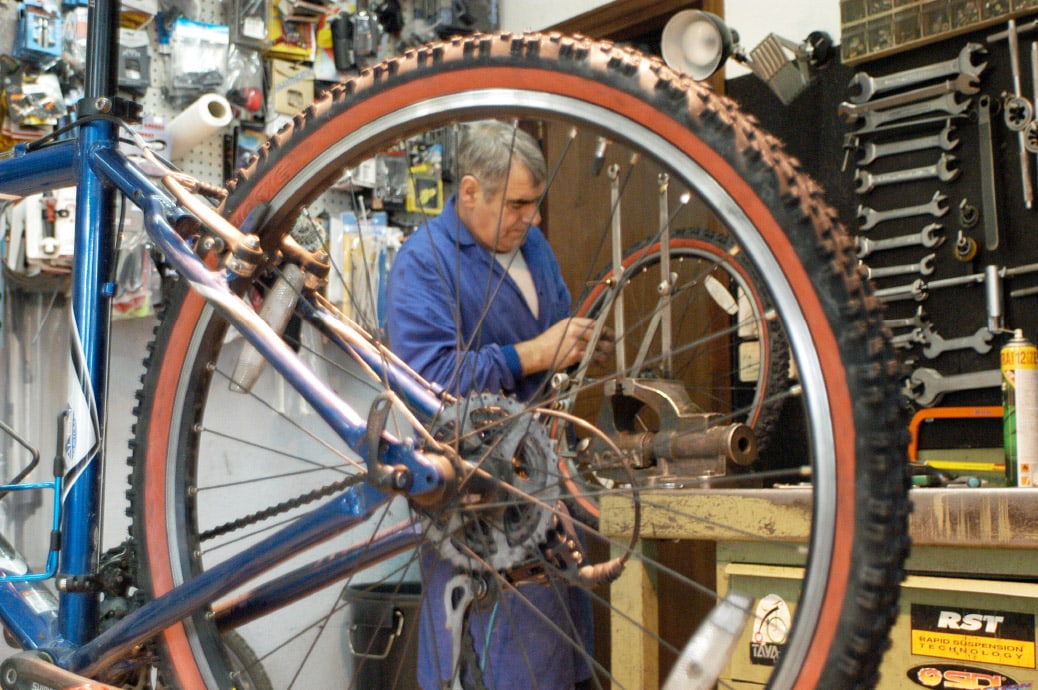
345 582 422 689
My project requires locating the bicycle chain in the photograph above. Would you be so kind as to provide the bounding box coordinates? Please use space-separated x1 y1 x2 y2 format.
198 473 366 542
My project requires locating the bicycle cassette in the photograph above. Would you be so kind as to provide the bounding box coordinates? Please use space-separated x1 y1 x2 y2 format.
424 393 561 572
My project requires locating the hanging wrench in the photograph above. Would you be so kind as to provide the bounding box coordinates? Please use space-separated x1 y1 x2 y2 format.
863 252 936 280
848 42 988 103
904 367 1002 406
855 153 960 194
853 93 972 135
858 190 948 231
875 278 928 302
882 305 929 329
856 223 944 258
976 95 1002 249
891 327 926 349
839 75 980 122
855 121 959 166
920 324 994 358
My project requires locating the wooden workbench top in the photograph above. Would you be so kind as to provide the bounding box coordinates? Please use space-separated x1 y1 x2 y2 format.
600 487 1038 548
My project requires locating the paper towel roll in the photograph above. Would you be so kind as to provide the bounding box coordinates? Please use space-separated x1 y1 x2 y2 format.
167 93 233 161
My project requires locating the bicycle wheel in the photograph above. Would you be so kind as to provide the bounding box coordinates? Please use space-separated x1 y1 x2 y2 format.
129 32 909 690
566 227 790 468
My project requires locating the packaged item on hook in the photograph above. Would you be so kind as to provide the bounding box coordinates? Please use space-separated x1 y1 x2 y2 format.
167 16 229 106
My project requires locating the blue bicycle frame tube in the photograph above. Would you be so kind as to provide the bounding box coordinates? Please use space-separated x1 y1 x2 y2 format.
214 520 420 630
90 147 447 491
53 0 123 647
306 304 445 421
0 141 77 196
0 0 456 663
65 483 391 676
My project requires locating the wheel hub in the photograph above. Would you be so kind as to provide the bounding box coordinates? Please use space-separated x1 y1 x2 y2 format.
425 393 560 572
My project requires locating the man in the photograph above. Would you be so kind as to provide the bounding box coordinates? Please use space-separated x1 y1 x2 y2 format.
385 120 601 402
385 120 603 689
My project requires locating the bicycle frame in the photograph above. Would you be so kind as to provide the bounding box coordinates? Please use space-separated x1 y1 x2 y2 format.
0 0 445 679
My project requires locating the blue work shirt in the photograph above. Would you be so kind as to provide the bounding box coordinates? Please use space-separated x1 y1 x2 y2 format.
384 196 571 401
385 197 592 688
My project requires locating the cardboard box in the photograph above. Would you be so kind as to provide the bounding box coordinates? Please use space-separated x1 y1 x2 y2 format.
121 0 158 29
269 59 314 115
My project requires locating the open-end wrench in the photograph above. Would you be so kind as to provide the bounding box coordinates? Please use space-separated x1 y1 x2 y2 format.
856 121 959 166
839 75 980 122
882 305 929 330
891 327 926 349
864 252 936 280
1028 43 1038 153
856 223 944 258
854 153 959 194
977 95 1002 249
853 93 972 135
1024 117 1038 153
848 42 988 104
920 324 994 358
858 190 948 231
875 278 928 302
904 367 1002 406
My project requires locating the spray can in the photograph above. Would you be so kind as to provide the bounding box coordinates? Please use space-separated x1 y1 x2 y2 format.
1003 330 1038 486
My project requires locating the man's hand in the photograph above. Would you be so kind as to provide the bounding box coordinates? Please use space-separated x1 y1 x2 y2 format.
514 317 614 375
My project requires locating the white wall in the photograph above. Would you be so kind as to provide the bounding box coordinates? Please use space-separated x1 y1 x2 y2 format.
499 0 842 79
499 0 604 33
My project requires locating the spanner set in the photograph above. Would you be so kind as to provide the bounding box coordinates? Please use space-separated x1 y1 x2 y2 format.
842 23 1038 408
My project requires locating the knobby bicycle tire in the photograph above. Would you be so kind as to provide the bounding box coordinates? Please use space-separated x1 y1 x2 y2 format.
128 32 910 690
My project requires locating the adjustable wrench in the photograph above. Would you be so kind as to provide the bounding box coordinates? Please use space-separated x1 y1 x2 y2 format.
863 252 936 279
854 153 960 194
839 74 980 122
920 324 994 358
853 93 972 135
856 223 944 258
855 121 959 166
904 367 1001 406
848 42 988 103
858 190 948 230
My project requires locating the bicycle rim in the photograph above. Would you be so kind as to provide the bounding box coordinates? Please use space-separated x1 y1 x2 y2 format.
129 33 909 690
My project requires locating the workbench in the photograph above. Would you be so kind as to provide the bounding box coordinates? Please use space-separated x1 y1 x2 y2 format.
600 487 1038 688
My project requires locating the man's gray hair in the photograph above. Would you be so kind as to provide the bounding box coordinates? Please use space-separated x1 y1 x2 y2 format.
458 120 547 197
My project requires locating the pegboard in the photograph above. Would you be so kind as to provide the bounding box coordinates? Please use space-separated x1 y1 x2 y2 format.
149 0 228 184
730 11 1038 419
0 0 227 183
0 0 502 187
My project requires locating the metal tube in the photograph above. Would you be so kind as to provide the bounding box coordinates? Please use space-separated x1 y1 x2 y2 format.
58 0 122 645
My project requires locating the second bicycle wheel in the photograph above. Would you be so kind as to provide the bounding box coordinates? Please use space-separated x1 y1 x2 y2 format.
565 226 791 471
129 32 909 690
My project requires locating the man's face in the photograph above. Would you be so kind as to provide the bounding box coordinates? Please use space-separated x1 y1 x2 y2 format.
459 162 545 253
